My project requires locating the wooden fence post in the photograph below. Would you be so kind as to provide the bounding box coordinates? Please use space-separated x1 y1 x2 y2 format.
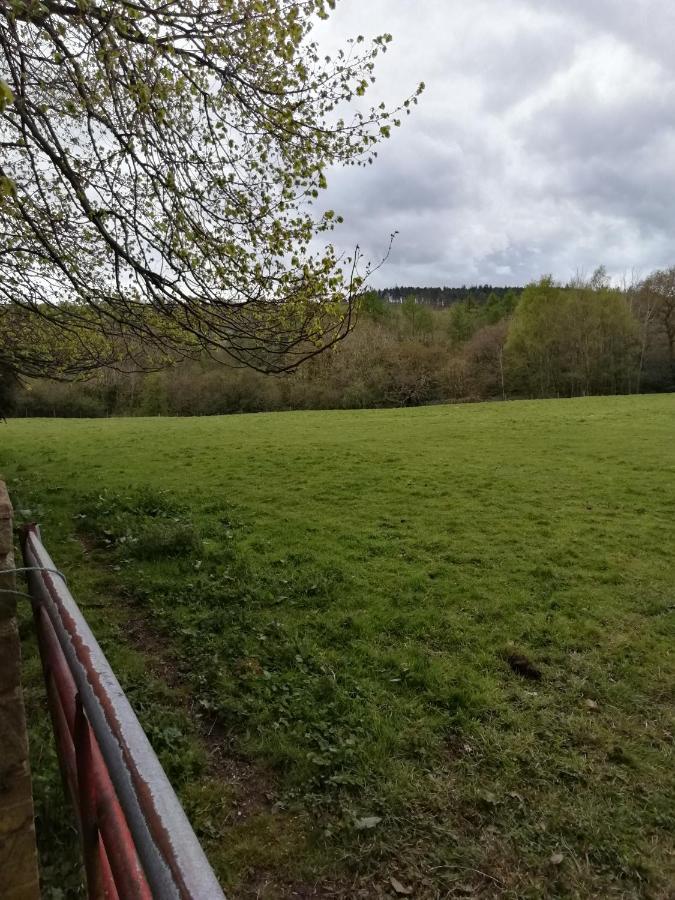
0 481 40 899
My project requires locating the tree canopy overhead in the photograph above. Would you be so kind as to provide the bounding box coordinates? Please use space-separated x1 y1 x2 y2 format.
0 1 422 378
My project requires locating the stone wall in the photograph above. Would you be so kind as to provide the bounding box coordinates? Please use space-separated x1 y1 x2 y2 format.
0 482 40 899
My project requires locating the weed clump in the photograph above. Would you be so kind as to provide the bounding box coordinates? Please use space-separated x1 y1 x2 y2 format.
76 487 200 560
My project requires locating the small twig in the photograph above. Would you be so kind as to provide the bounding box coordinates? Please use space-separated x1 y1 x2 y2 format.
428 865 505 886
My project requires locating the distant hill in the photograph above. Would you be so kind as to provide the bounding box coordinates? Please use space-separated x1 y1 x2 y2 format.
376 285 524 307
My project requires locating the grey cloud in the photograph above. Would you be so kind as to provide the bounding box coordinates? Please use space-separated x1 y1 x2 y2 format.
314 1 675 287
543 0 675 75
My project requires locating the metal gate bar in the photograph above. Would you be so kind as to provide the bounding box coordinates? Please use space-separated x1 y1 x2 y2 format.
21 524 226 900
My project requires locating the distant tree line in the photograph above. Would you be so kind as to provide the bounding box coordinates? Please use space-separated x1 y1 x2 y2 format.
5 268 674 418
378 285 523 307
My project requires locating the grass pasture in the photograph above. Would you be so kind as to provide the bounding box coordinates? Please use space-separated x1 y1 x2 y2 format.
1 395 674 898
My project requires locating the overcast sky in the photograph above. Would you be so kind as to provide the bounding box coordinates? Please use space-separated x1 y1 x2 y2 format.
313 0 675 288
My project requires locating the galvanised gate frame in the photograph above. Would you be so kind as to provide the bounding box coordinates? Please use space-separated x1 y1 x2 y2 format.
21 524 226 900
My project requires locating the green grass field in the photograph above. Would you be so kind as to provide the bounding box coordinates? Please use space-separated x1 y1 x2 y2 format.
1 395 674 899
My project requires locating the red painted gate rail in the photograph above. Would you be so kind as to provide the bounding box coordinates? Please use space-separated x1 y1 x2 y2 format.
21 524 226 900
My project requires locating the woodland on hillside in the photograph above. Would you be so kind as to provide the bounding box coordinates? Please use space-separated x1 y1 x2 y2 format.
5 267 674 417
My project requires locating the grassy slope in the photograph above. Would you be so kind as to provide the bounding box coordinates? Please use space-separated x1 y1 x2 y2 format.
1 395 673 898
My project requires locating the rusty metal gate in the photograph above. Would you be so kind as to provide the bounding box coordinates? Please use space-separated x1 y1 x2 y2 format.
21 523 226 899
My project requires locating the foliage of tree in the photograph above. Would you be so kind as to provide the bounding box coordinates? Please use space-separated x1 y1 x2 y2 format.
506 273 639 397
463 320 508 400
378 285 522 307
400 294 433 339
12 267 674 417
359 290 390 323
447 302 478 346
0 1 422 381
637 267 675 390
445 290 518 346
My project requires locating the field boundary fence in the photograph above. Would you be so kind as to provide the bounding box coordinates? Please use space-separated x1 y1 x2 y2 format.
20 523 226 900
